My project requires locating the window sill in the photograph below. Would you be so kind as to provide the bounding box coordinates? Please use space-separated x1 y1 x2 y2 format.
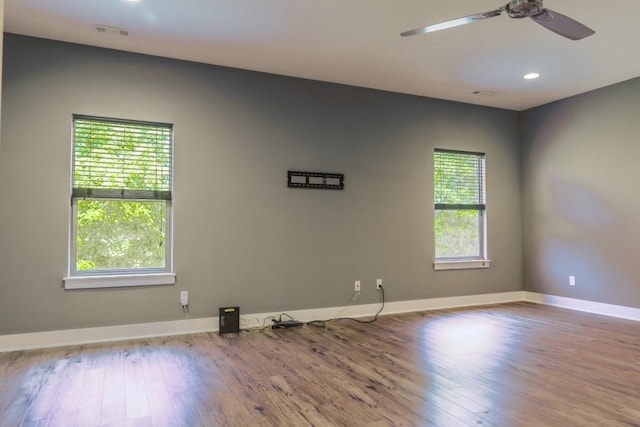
433 260 491 271
63 273 176 290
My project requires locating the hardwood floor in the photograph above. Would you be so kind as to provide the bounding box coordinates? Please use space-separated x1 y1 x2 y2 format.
2 302 640 426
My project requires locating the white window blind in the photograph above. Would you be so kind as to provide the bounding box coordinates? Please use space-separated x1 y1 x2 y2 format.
72 116 173 200
434 149 485 211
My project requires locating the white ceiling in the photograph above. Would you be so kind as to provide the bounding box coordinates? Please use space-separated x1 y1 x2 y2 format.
4 0 640 111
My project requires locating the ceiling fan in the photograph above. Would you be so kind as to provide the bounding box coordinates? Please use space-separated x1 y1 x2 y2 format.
401 0 595 41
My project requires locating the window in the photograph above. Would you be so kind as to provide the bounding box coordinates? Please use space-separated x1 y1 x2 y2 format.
433 149 489 270
64 116 175 289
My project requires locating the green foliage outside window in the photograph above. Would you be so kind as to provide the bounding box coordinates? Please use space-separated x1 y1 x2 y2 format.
434 210 480 258
77 200 166 270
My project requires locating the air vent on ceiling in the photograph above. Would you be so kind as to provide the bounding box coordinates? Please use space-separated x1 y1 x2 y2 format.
472 90 497 97
95 25 129 37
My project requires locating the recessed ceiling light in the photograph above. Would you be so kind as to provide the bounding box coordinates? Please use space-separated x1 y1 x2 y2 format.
524 73 540 80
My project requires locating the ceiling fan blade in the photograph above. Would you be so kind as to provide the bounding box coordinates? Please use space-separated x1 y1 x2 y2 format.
530 9 595 40
401 9 502 37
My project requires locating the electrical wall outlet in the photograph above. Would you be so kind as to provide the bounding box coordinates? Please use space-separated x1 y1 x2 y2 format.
354 280 361 292
569 276 576 286
376 279 383 289
180 291 189 305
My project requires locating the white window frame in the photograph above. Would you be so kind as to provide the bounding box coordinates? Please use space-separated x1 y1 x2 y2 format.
433 149 490 271
64 116 176 289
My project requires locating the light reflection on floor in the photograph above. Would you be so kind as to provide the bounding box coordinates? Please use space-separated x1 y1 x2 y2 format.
20 344 208 426
418 312 514 424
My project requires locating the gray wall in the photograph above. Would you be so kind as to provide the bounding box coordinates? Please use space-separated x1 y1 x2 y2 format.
0 34 522 335
521 77 640 307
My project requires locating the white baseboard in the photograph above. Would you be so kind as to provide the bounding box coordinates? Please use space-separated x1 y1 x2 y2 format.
523 291 640 322
6 291 638 352
0 291 524 352
0 317 220 353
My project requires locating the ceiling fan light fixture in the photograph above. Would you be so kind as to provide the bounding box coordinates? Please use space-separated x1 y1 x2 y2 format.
524 72 540 80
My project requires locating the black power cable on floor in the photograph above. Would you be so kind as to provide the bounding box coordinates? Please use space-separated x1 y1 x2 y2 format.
306 285 385 327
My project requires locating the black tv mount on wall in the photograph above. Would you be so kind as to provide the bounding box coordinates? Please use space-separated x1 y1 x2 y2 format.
287 171 344 190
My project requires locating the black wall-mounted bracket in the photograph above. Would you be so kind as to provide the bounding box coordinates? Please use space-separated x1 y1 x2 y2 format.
287 171 344 190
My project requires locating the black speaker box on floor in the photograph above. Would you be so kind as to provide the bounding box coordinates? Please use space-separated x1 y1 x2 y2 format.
219 306 240 334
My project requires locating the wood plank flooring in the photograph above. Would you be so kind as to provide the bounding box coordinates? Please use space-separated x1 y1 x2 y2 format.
2 302 640 426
